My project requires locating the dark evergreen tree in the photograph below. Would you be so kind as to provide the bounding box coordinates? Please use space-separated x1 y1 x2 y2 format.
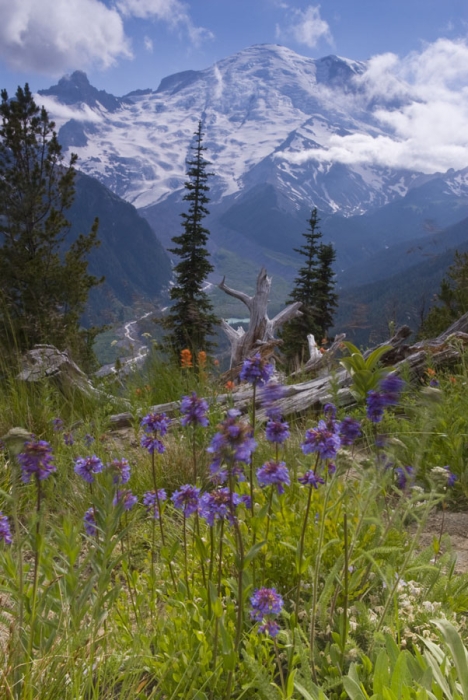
313 242 338 340
280 208 337 368
0 85 102 368
164 121 218 357
418 250 468 338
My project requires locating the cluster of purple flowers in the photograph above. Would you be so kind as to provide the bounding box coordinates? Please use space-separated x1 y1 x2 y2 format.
301 403 361 460
302 420 341 461
265 417 290 444
257 461 290 494
394 465 414 490
63 432 74 446
74 455 104 484
140 412 170 454
180 392 209 428
52 417 64 432
18 439 56 483
445 466 457 487
298 470 325 488
366 375 405 424
199 488 243 526
108 458 131 485
250 587 284 638
0 511 12 544
113 489 138 511
207 409 256 483
171 484 201 517
338 417 362 446
240 353 274 387
143 489 167 519
83 508 97 537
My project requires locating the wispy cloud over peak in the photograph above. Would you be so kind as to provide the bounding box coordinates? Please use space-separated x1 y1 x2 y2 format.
276 5 333 49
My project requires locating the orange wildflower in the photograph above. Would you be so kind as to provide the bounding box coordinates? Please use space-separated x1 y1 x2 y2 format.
197 351 207 367
426 368 436 377
449 376 457 384
225 380 235 391
180 348 193 368
213 359 220 367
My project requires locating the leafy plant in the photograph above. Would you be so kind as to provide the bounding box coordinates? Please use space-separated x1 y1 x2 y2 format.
339 341 392 401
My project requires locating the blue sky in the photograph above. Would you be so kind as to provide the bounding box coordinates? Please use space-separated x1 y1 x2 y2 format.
0 0 467 95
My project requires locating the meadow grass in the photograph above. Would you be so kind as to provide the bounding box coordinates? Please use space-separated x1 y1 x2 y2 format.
0 350 467 699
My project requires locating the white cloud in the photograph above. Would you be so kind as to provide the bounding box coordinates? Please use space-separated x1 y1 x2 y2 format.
116 0 214 47
276 5 333 49
0 0 131 74
35 95 103 124
0 0 212 76
279 38 468 174
144 36 154 53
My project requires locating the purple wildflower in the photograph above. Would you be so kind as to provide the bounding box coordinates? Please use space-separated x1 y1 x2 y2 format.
18 440 56 483
394 465 414 490
52 418 64 432
180 392 209 427
0 512 12 544
324 403 337 420
298 470 325 488
207 409 256 483
260 381 286 420
113 489 137 511
84 433 95 446
301 420 341 460
108 458 131 484
265 418 290 444
143 489 167 519
199 488 242 526
328 462 336 476
380 375 405 405
171 484 201 517
140 434 165 454
258 619 280 637
366 391 387 423
240 353 274 387
338 417 362 446
74 455 104 484
429 378 440 388
444 466 457 487
83 508 97 536
250 587 284 621
140 412 170 435
63 432 74 446
256 461 290 494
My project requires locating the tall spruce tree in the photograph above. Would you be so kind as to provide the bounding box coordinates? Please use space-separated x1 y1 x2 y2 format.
0 85 102 368
164 121 218 357
281 208 337 368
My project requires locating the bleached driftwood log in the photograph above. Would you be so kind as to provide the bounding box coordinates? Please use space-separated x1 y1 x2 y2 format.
219 268 302 370
108 313 468 429
291 333 347 376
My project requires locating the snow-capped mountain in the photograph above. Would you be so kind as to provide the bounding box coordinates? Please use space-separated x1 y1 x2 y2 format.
39 43 463 218
37 43 468 328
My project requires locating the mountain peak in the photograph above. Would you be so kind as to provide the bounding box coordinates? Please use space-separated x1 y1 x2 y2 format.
38 72 124 112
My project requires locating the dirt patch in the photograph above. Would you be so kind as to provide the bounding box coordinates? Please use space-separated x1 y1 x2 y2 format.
418 511 468 573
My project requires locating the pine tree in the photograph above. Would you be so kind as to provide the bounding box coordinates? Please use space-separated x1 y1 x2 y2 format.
418 250 468 338
280 208 337 368
164 121 218 357
0 85 102 368
313 242 338 340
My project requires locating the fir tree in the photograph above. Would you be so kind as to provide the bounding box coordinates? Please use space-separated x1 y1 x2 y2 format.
0 85 102 368
164 121 218 357
280 208 337 368
313 242 338 341
418 250 468 338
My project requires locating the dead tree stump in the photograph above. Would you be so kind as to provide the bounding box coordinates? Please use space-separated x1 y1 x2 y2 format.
219 267 302 369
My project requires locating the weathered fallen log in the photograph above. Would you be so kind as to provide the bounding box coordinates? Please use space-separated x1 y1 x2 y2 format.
108 313 468 428
219 267 302 370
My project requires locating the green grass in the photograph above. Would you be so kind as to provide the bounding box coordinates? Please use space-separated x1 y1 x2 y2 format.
1 348 468 699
